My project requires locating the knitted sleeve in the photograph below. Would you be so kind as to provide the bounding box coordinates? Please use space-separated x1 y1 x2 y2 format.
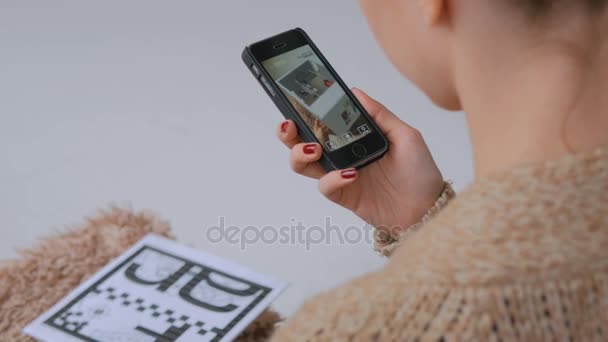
374 181 456 257
270 269 481 341
271 268 608 341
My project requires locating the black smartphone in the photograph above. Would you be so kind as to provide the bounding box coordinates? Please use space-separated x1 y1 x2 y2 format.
242 28 389 171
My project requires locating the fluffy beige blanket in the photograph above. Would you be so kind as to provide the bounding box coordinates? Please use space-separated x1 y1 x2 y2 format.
0 208 280 341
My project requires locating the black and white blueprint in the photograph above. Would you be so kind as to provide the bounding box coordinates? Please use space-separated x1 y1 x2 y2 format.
24 234 288 342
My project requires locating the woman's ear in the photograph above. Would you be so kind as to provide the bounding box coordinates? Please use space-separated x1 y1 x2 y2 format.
419 0 447 25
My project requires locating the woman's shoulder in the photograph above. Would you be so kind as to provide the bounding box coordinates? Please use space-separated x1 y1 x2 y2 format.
389 145 608 286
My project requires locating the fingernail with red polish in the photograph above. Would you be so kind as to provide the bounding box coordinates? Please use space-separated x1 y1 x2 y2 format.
303 144 317 154
341 169 357 179
280 121 289 133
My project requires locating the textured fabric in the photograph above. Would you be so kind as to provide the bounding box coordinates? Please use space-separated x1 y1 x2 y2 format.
374 181 457 257
0 208 280 342
272 145 608 341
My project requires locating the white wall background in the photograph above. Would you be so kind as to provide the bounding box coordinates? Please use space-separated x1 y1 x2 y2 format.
0 0 473 316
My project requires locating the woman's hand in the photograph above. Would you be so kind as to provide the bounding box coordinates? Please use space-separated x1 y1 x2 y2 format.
277 88 445 236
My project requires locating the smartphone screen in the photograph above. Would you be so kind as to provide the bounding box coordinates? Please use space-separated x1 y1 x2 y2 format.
261 45 375 152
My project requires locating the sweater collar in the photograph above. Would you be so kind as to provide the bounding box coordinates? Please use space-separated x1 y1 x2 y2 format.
389 144 608 285
469 144 608 194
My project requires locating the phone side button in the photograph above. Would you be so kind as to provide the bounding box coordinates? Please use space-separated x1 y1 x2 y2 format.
352 143 368 158
260 76 276 97
251 64 261 77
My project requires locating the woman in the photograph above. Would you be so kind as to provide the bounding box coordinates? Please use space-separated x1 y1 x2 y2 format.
271 0 608 340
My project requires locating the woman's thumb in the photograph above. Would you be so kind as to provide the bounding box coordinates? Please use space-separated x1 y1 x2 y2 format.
352 88 412 140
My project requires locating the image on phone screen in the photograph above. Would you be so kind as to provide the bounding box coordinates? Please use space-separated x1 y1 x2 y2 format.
262 45 374 152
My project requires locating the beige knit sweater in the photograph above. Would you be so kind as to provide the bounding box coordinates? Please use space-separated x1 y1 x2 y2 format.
272 146 608 341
